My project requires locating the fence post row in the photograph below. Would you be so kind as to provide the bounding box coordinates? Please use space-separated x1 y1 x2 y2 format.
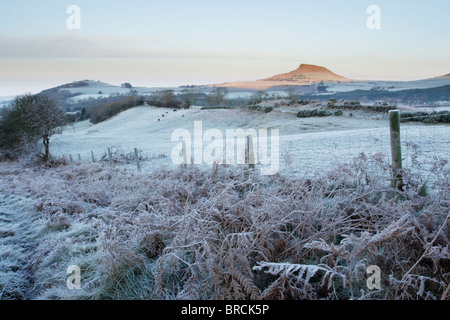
389 110 403 191
73 111 409 188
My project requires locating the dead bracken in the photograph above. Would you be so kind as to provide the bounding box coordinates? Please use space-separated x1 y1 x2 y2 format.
0 150 448 300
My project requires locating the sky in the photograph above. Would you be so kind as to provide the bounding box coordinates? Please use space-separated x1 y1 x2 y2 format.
0 0 449 95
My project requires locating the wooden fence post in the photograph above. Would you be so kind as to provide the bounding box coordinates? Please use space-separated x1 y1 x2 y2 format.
91 150 95 163
78 154 81 162
108 147 113 165
134 148 141 172
247 135 255 169
182 140 188 165
389 110 403 190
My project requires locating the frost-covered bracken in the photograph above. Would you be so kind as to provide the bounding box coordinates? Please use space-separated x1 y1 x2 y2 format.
0 149 448 300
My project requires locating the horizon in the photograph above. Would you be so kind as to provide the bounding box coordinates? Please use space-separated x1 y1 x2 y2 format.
1 0 450 96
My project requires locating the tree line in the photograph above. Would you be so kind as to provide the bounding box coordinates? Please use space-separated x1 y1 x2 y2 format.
84 87 230 124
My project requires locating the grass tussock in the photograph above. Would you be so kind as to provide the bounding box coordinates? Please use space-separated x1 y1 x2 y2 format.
0 151 448 300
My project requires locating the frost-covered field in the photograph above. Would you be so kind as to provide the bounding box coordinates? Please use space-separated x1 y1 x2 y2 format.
1 105 449 300
0 151 449 300
50 106 450 177
322 78 450 93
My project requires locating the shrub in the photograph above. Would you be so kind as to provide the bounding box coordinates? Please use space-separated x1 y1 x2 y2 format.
325 100 396 113
297 109 332 118
121 83 133 89
400 111 450 123
298 100 311 105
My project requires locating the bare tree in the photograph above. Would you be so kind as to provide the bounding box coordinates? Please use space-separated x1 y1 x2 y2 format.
178 89 201 107
206 87 229 106
160 89 177 104
249 91 269 104
0 94 67 161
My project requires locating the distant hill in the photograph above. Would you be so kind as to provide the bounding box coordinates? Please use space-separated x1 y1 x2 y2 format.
213 64 351 89
434 73 450 79
264 64 350 83
34 66 450 111
39 80 149 112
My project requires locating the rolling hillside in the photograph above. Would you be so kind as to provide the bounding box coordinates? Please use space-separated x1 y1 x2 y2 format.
51 105 450 176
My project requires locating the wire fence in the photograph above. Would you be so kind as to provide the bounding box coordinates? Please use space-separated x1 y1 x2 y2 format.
281 124 448 176
55 114 450 180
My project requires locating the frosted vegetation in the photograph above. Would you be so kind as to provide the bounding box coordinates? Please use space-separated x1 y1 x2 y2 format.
0 149 448 300
0 91 449 300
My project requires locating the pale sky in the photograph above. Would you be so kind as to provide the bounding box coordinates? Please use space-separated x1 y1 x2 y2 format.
1 0 449 95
